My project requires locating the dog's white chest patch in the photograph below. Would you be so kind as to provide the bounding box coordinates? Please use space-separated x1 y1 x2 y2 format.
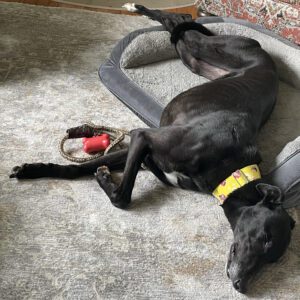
164 171 185 186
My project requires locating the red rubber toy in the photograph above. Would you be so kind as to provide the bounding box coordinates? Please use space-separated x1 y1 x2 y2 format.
82 134 110 153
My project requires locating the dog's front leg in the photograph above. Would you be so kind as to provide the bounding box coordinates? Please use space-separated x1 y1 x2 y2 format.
95 129 148 209
9 149 128 179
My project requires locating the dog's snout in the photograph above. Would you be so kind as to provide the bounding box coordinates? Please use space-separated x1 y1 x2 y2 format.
233 279 246 293
227 262 247 293
233 279 240 290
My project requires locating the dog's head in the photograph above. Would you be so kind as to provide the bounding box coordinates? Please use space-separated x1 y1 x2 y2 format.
226 183 295 293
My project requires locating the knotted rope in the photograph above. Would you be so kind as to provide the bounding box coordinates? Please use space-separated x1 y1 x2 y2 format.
59 122 130 163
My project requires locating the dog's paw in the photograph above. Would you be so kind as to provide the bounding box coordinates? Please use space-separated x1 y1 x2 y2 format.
9 164 32 179
95 165 111 186
95 166 130 209
122 3 137 12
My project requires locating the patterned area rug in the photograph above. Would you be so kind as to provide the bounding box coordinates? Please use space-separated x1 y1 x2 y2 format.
0 3 299 299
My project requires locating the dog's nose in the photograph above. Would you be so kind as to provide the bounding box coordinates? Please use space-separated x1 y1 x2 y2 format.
233 279 241 290
233 279 246 293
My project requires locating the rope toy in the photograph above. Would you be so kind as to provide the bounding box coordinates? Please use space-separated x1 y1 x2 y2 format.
59 122 130 163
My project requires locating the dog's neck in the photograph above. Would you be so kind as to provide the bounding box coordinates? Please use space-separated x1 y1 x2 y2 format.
206 145 262 191
221 180 263 230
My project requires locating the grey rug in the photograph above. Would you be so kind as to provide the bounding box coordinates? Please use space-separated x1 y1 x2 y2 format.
0 3 299 299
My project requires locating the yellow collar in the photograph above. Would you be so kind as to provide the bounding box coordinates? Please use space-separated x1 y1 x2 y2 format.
213 164 261 204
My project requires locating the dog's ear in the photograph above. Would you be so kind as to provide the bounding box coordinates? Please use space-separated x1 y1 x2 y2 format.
256 183 283 208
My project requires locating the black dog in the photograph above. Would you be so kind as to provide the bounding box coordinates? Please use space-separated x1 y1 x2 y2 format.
10 4 295 293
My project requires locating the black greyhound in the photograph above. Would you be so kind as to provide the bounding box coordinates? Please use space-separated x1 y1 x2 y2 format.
10 4 295 293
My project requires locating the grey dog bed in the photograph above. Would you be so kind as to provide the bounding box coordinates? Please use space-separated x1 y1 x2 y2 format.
99 17 300 207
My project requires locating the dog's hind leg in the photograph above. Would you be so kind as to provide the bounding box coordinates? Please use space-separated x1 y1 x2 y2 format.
124 3 214 37
9 148 128 179
123 3 193 32
174 39 232 79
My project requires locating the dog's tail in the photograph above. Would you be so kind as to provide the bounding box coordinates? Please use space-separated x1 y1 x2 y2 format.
122 3 214 43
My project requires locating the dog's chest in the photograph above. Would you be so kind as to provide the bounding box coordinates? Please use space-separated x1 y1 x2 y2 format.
164 171 190 187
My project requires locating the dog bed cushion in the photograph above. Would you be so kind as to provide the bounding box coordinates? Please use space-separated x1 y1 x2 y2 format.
99 17 300 204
